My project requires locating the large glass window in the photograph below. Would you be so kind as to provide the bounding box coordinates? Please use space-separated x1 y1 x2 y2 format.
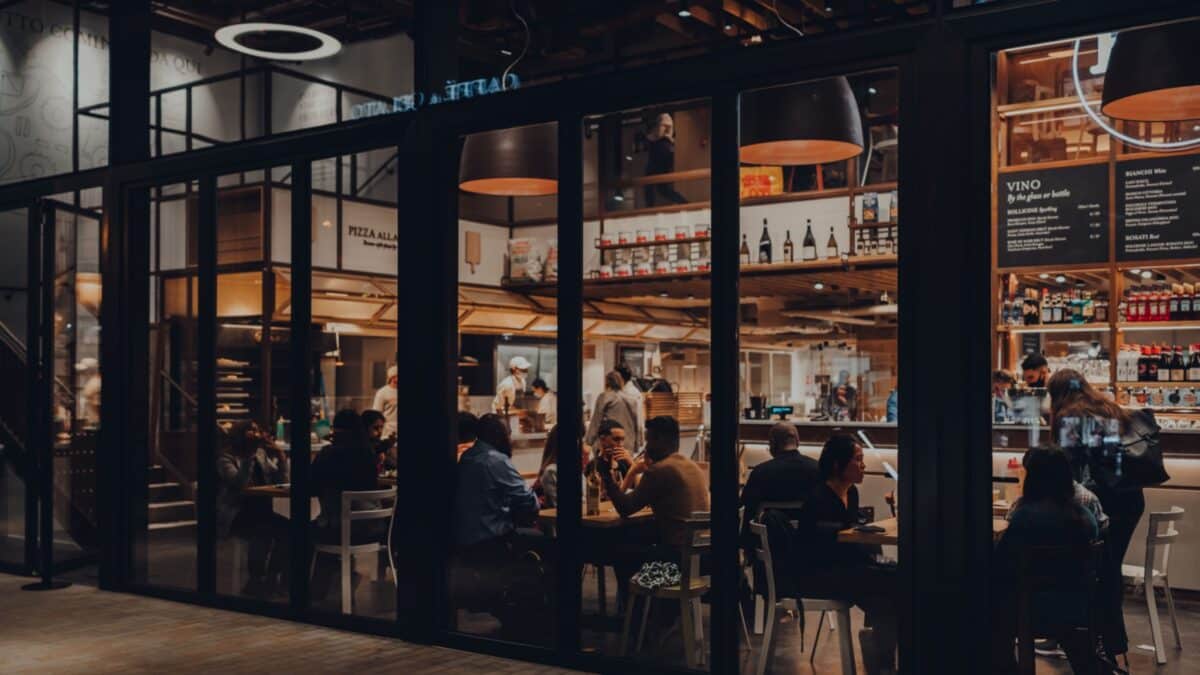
0 206 29 566
990 21 1199 672
0 2 110 184
577 102 713 670
142 4 413 154
736 70 901 674
451 123 559 646
303 152 400 620
139 180 199 590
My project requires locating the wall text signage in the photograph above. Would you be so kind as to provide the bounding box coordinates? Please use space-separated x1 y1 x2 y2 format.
1117 154 1200 261
998 164 1108 267
341 201 398 275
350 75 521 120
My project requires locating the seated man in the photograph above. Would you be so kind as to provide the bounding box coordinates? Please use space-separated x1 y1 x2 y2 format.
739 422 820 555
599 416 709 551
452 414 543 640
586 419 635 490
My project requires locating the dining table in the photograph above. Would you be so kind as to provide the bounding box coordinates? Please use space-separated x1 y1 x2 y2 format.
538 501 654 529
837 517 1009 546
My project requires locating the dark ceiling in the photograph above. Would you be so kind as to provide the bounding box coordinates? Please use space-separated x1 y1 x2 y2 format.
74 1 931 83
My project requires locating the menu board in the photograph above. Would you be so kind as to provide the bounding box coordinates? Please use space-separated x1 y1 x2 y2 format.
998 164 1109 267
1117 154 1200 261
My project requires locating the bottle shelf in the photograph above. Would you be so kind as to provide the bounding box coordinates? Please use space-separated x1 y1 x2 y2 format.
996 323 1110 334
849 221 898 230
597 235 710 251
1117 321 1200 332
1116 381 1200 388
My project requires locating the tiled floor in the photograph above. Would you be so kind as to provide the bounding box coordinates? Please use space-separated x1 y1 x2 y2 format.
0 573 585 675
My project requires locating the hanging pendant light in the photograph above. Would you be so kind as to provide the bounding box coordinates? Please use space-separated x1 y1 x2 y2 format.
459 123 558 196
741 76 864 165
1101 21 1200 122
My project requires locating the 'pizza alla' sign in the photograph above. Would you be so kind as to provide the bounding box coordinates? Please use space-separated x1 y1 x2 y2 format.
341 201 398 274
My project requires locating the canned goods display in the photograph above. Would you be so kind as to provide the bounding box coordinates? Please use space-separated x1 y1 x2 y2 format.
636 230 650 243
615 263 633 277
634 262 652 276
675 225 690 240
598 264 613 279
654 227 669 241
617 230 631 244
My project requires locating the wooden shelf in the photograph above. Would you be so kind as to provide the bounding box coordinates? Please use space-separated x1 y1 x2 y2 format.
597 235 709 251
599 183 898 221
849 221 897 230
1116 381 1200 388
1117 321 1200 332
508 255 897 302
996 95 1101 118
996 323 1109 334
616 168 710 188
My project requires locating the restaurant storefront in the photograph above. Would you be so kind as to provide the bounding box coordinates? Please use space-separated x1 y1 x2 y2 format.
1 2 1198 673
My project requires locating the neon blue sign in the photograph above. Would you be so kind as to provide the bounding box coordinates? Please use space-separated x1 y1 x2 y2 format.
350 75 521 119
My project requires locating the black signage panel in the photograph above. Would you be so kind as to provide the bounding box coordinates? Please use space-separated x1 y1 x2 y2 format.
1117 154 1200 261
998 164 1109 267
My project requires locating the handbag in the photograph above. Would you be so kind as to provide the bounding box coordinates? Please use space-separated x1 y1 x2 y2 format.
1091 409 1170 492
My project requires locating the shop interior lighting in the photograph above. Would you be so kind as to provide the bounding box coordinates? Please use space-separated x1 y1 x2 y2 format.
1073 32 1200 151
1141 270 1154 279
1038 272 1050 279
1054 275 1067 283
741 76 864 165
214 22 342 61
459 123 558 196
1100 21 1200 122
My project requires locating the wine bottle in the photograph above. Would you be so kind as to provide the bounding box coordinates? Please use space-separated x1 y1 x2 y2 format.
825 226 839 259
1188 344 1200 381
783 230 794 263
1171 345 1186 382
801 219 817 261
758 218 772 264
739 234 750 265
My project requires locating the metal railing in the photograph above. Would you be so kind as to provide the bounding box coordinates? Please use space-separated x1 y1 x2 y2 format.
75 64 398 195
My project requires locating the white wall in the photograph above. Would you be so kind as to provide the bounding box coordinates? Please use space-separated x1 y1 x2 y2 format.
459 220 509 286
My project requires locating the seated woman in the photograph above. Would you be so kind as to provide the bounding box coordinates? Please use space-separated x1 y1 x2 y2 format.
361 409 396 472
991 446 1101 674
792 434 896 675
310 409 387 602
216 419 290 598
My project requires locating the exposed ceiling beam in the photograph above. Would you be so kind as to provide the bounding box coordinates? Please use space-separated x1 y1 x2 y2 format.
721 1 771 31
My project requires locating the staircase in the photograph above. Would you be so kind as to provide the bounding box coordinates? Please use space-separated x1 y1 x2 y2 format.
146 464 196 532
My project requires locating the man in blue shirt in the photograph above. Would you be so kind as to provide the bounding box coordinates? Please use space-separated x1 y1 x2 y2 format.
454 429 539 549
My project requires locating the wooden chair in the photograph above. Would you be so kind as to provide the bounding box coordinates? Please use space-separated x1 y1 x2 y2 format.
1121 506 1184 665
749 521 855 675
620 512 710 668
311 488 396 614
1015 541 1104 675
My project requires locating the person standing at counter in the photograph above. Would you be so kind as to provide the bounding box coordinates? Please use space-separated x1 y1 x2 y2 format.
739 423 820 554
640 112 688 206
616 363 646 434
493 356 531 415
585 371 642 452
371 365 399 436
531 378 557 426
1047 369 1169 667
993 369 1016 423
1021 354 1049 388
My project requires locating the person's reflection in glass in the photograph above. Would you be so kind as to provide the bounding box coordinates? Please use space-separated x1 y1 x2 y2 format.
216 420 290 598
640 112 688 207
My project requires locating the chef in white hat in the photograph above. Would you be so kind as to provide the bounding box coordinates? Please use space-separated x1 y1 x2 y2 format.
493 355 531 415
372 364 400 436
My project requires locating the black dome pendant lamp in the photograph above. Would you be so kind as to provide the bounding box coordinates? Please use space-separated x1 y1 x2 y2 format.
1101 21 1200 122
459 123 558 196
741 76 864 166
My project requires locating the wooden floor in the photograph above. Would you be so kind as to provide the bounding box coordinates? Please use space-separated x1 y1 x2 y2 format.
0 573 584 675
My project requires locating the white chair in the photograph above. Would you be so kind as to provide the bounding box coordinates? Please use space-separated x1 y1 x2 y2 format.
750 521 855 675
748 501 807 635
1121 506 1184 665
311 488 396 615
620 512 710 668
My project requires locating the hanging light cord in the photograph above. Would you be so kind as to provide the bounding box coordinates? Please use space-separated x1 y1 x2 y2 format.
772 0 805 38
502 0 530 90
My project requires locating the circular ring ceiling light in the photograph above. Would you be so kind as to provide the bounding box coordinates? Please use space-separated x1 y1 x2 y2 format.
215 22 342 61
1072 34 1200 152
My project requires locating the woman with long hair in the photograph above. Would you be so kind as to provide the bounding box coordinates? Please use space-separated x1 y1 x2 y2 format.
1046 368 1144 665
992 446 1101 673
